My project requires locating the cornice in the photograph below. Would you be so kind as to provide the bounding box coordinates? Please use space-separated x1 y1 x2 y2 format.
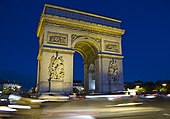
37 15 125 37
43 47 75 54
98 54 124 59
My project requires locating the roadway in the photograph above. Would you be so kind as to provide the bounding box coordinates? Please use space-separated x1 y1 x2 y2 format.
1 96 170 119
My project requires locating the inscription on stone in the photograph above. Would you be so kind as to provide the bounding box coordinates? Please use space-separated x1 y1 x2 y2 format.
48 32 68 46
104 41 120 53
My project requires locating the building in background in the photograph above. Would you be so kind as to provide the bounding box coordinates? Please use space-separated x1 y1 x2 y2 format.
0 80 21 93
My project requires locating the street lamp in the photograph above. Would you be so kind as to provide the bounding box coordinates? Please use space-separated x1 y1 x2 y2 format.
48 79 51 92
48 74 52 92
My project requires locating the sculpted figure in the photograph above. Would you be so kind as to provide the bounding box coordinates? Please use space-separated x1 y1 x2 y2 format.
48 54 64 82
108 59 119 81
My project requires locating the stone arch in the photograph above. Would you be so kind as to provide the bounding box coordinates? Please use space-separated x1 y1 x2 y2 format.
36 4 125 94
73 39 99 63
71 35 101 53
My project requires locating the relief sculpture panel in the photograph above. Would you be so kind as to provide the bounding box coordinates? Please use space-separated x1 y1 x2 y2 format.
48 52 64 82
108 59 119 81
47 32 68 46
104 40 120 53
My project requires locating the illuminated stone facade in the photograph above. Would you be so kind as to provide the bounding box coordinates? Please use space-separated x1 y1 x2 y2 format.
37 4 125 94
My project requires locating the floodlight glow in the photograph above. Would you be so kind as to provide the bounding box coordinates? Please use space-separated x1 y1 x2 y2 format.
162 83 167 87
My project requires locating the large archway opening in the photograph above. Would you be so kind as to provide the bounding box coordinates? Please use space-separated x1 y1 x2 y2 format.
73 40 99 93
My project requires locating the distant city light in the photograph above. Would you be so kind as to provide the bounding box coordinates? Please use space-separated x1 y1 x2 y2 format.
162 83 167 87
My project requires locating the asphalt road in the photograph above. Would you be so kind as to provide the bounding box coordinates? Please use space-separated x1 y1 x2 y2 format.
1 96 170 119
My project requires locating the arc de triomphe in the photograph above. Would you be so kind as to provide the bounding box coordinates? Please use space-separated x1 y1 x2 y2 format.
36 4 125 94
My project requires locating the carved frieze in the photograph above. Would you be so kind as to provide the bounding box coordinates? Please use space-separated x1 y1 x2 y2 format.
108 59 119 81
44 21 122 37
104 40 120 53
71 34 101 46
47 32 68 46
48 52 64 82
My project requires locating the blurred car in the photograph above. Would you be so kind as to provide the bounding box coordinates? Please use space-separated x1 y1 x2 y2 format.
85 92 131 100
138 93 156 99
0 94 10 106
69 93 77 99
166 94 170 97
12 97 42 109
7 93 42 109
38 92 69 102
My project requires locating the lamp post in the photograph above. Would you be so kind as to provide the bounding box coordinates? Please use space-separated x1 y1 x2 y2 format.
48 79 51 92
48 74 52 92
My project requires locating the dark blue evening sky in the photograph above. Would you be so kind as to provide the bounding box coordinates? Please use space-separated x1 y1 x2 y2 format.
0 0 170 91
